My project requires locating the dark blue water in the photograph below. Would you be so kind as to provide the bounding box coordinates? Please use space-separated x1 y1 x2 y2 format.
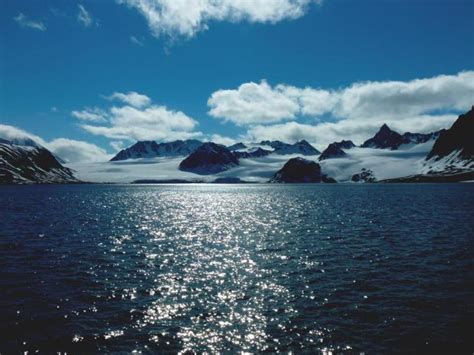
1 184 473 353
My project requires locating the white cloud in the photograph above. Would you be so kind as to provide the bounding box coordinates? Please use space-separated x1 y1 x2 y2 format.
208 71 474 125
47 138 111 162
71 107 108 122
0 124 110 162
80 105 201 141
77 4 94 27
0 124 47 146
332 71 474 120
208 80 300 125
14 13 46 31
106 91 151 108
117 0 319 39
110 141 125 152
74 91 202 142
208 134 236 146
130 35 145 46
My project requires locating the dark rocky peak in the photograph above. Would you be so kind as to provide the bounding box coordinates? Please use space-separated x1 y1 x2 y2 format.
178 142 238 175
334 140 356 150
401 130 445 145
260 140 284 149
361 124 404 150
110 139 203 161
227 142 247 151
233 147 272 159
427 106 474 160
0 143 79 184
260 139 320 155
293 140 321 155
269 157 335 183
319 143 347 161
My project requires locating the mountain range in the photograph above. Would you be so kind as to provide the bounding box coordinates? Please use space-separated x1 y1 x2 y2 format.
1 107 473 184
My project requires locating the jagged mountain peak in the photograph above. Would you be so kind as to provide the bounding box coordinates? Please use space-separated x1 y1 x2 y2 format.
179 142 238 175
110 139 203 161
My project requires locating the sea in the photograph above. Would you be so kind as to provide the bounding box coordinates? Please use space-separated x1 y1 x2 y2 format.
1 184 473 353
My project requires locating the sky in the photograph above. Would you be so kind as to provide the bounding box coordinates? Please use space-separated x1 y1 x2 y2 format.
0 0 473 162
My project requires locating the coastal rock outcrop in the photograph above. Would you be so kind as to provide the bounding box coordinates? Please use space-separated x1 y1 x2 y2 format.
270 157 335 183
351 168 376 183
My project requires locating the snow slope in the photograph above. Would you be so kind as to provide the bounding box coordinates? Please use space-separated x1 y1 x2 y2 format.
0 143 79 184
66 140 434 183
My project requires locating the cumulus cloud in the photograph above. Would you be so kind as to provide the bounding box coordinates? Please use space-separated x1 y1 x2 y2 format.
71 107 108 122
332 71 474 120
77 4 94 27
0 124 47 146
73 91 202 142
14 13 46 31
79 105 200 141
117 0 319 39
0 124 110 162
208 71 474 125
208 134 236 146
47 138 111 162
208 81 300 125
106 91 151 108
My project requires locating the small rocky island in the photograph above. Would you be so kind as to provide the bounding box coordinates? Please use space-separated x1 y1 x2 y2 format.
270 157 336 183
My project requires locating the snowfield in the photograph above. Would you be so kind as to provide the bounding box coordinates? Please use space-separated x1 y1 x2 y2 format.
67 140 436 183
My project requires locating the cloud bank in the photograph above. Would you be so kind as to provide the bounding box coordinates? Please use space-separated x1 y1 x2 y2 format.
0 124 110 163
209 71 474 125
208 71 474 148
117 0 320 39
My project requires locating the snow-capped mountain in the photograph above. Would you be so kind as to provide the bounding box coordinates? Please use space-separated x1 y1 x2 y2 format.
423 106 474 174
111 139 203 161
319 140 355 161
227 142 247 151
0 142 80 184
361 124 403 150
334 140 356 150
361 124 441 150
260 139 320 155
0 137 41 148
319 143 346 161
179 142 239 175
233 147 272 159
427 107 473 161
401 131 443 145
64 107 474 184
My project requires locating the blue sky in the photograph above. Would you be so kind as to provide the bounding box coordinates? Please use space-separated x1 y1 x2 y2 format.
1 0 473 161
